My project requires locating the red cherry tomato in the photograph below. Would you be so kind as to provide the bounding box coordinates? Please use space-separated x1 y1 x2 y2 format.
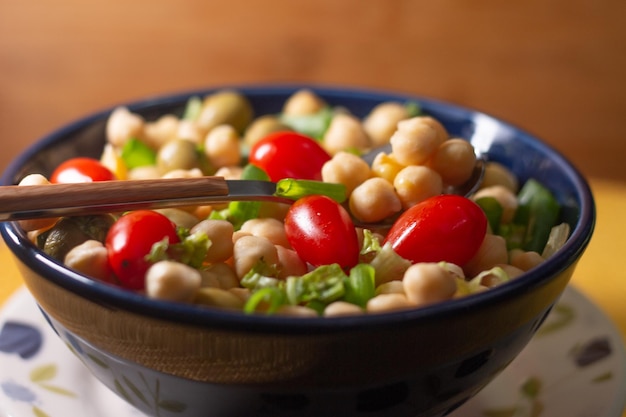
248 131 331 182
284 195 359 269
384 195 487 266
105 210 180 290
50 157 116 183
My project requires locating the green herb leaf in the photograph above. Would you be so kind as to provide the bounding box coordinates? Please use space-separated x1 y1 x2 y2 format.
121 137 157 169
515 179 561 253
244 287 286 314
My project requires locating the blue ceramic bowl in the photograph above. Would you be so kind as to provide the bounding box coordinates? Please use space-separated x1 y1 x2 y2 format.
1 86 595 417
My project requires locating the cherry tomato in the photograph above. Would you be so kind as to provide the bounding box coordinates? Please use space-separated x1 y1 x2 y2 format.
248 131 331 182
105 210 180 290
284 195 359 269
384 195 487 266
50 157 116 183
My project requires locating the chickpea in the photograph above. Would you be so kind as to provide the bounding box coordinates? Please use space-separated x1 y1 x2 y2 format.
390 117 444 166
275 245 308 279
321 151 372 196
509 249 545 271
366 293 414 313
197 90 254 134
417 116 449 143
393 165 443 209
191 219 234 263
127 165 160 180
177 120 205 144
194 287 244 309
403 263 457 306
349 177 402 223
282 89 326 116
17 174 59 231
240 217 290 248
199 262 239 289
204 124 242 168
161 168 204 179
375 280 405 295
243 115 291 148
228 287 251 304
106 107 144 147
323 113 371 155
481 162 519 192
370 152 405 183
64 240 112 283
145 260 202 303
429 138 477 186
232 235 279 279
362 102 410 147
324 301 364 317
214 165 243 180
143 114 179 149
473 185 519 224
155 208 200 229
258 201 291 221
463 234 508 277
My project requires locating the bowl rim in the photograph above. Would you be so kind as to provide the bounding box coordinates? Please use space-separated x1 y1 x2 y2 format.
0 83 596 334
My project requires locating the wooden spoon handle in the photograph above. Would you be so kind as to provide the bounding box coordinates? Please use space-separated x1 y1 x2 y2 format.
0 177 231 221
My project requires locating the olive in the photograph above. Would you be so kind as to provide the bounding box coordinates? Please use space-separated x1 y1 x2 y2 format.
157 139 214 175
38 215 116 261
197 90 253 134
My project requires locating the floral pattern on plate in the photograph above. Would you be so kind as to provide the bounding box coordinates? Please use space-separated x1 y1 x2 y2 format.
0 286 624 417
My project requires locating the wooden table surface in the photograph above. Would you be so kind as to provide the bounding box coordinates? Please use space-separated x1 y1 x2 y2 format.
1 0 626 181
1 0 625 414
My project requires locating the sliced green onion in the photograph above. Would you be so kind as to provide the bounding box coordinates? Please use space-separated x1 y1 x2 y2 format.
285 264 347 305
182 96 203 121
240 259 281 290
120 137 157 169
541 222 571 258
369 242 411 285
275 179 347 203
343 264 376 308
467 266 510 291
279 106 333 140
244 287 286 315
360 229 382 256
145 230 211 269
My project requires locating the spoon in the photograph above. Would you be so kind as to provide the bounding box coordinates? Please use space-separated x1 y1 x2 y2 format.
0 148 486 222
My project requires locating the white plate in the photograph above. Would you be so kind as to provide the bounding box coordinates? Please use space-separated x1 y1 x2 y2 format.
0 286 624 417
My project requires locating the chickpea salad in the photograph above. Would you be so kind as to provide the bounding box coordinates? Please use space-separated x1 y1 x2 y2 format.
18 89 570 317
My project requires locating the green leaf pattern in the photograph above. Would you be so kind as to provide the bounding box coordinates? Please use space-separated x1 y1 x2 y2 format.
482 301 614 417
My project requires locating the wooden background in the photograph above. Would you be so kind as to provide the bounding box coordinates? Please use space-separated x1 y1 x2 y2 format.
1 0 625 181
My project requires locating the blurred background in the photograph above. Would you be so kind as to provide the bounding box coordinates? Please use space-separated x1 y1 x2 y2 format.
1 0 625 181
